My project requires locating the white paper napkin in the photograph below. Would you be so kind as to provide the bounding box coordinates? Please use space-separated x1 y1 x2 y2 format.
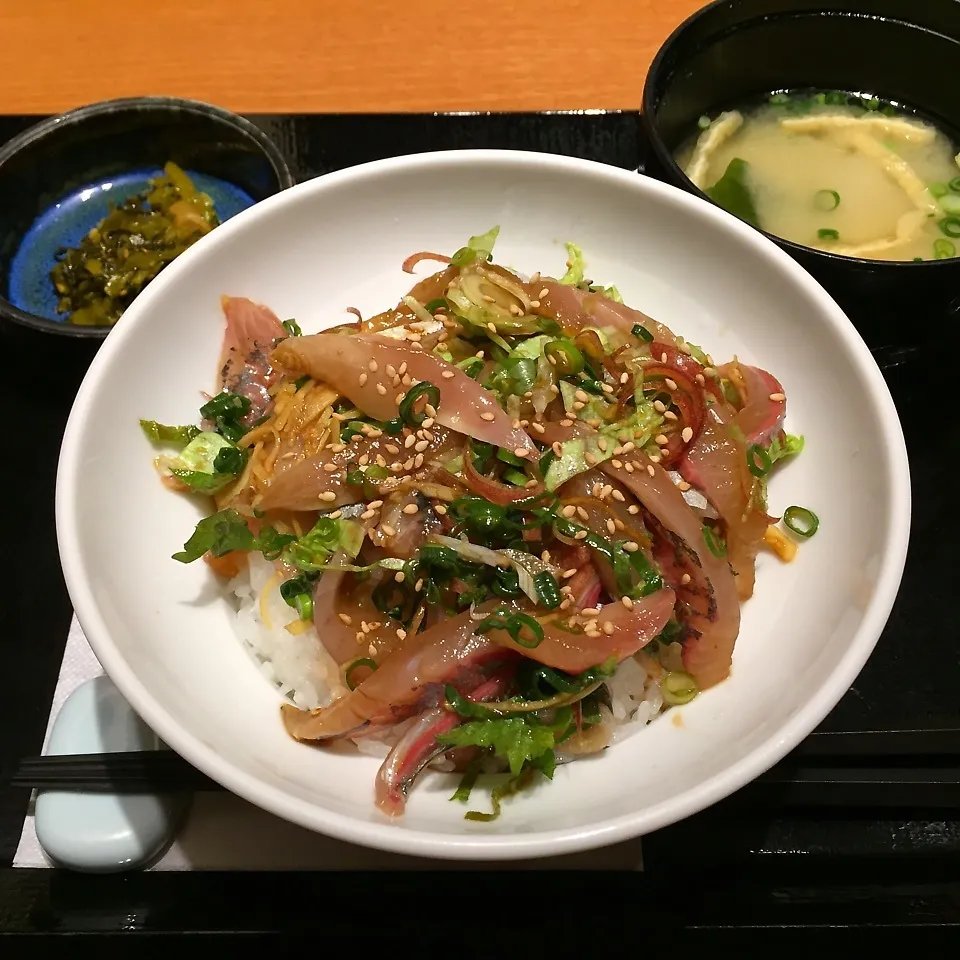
14 617 643 871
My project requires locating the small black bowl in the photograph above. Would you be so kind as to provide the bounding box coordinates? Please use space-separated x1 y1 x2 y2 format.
641 0 960 329
0 96 295 341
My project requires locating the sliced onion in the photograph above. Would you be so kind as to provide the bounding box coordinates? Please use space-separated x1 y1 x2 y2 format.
429 535 560 606
462 440 545 505
402 251 451 274
480 267 535 312
345 306 363 321
666 470 718 518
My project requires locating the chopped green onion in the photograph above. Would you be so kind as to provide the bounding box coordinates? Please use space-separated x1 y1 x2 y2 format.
199 392 252 442
661 670 698 706
933 238 956 259
345 658 378 690
813 189 840 211
941 194 960 216
496 447 527 468
783 505 819 538
949 177 960 194
817 228 839 241
913 257 924 262
282 318 302 337
702 524 726 558
631 323 654 343
294 375 310 390
398 381 440 426
533 571 561 610
939 216 960 239
424 298 447 312
213 446 248 475
475 610 545 648
930 182 949 199
456 356 485 379
746 443 772 478
769 92 790 105
371 580 409 621
545 338 585 375
503 468 528 486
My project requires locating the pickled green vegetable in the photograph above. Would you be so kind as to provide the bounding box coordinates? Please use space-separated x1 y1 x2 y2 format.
51 162 219 326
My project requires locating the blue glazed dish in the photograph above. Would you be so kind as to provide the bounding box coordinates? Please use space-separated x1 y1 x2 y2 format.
0 97 295 340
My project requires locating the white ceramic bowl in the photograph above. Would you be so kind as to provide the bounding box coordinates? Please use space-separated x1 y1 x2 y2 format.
57 150 910 860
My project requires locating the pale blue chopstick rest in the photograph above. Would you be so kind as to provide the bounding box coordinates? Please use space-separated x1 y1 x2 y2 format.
34 675 187 872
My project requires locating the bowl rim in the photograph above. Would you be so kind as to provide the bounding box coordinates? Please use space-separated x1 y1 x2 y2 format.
0 95 296 340
640 0 960 271
56 148 912 859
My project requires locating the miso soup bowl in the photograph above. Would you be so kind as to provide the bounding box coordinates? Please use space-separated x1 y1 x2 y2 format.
642 0 960 334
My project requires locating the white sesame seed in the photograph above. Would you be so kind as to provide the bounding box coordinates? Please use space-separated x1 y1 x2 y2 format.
562 505 576 518
664 377 678 391
415 579 424 592
648 454 661 463
653 400 666 413
677 480 691 491
664 410 678 421
584 452 597 465
621 595 635 610
623 541 639 552
679 342 692 355
513 447 529 458
329 510 342 519
422 417 435 429
681 573 691 585
549 384 560 395
646 464 656 476
539 287 549 298
338 613 352 625
531 421 545 434
369 499 384 508
385 444 400 455
434 504 447 515
530 299 541 309
404 434 417 449
396 627 407 640
576 506 589 521
602 622 614 636
360 509 376 520
562 568 577 578
703 366 717 378
606 519 616 535
323 462 338 473
625 462 635 472
368 360 378 372
611 458 623 469
612 489 625 502
622 441 635 453
359 454 370 465
441 369 456 379
360 621 370 634
480 412 495 421
376 383 387 395
320 491 337 502
386 364 397 378
769 392 786 402
695 373 705 386
403 504 419 515
597 437 608 451
359 372 368 386
628 504 639 515
660 352 668 362
425 404 437 417
415 439 429 452
414 454 424 468
620 372 630 384
574 389 590 403
655 434 669 446
330 444 346 454
681 426 694 443
381 524 397 537
355 631 365 644
574 530 588 540
403 458 415 471
486 320 497 331
601 383 614 394
560 418 574 427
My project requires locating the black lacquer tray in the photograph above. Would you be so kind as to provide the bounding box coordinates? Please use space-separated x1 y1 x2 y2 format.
1 111 957 945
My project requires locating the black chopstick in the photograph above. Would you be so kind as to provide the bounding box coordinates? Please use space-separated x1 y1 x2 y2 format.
12 730 960 809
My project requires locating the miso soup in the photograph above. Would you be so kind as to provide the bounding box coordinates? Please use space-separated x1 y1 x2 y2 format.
676 91 960 262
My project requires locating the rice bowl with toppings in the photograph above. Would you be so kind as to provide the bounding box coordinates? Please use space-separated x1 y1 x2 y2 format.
57 151 910 858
